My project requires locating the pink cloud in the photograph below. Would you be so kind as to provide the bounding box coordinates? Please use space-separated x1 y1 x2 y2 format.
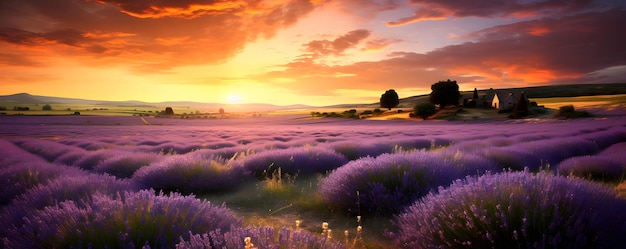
261 8 626 95
390 0 599 26
304 29 371 56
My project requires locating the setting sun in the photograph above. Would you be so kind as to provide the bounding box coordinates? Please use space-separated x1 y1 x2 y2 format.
226 94 242 104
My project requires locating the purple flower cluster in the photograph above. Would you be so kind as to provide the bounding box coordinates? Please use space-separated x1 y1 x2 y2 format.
236 146 348 178
93 150 162 178
133 154 249 194
1 173 138 237
3 189 242 248
177 225 345 249
0 162 69 205
390 170 626 248
557 155 626 183
318 151 495 214
11 138 87 162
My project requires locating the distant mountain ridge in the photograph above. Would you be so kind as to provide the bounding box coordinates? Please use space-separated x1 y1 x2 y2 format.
0 93 312 112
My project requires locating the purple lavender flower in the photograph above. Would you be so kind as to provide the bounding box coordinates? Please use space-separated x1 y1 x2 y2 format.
0 162 86 205
390 170 626 248
93 151 162 178
3 189 242 248
319 151 465 214
133 154 249 194
557 155 626 183
236 146 348 178
1 173 138 237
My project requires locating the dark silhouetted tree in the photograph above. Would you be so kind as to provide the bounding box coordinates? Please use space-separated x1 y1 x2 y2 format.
164 107 174 115
473 88 478 99
413 102 436 120
429 79 461 108
511 92 529 118
380 89 399 110
42 104 52 111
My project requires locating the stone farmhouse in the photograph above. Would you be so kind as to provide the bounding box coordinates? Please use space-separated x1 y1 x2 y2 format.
490 91 529 110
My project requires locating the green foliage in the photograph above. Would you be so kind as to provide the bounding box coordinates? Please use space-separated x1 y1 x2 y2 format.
380 89 399 110
554 105 593 119
164 107 174 115
42 104 52 111
429 79 461 108
412 102 436 120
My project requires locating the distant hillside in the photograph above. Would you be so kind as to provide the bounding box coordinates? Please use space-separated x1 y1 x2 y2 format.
490 83 626 98
336 83 626 109
1 83 624 111
0 93 311 112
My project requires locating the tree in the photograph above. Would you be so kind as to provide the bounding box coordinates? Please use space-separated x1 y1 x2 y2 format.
218 108 225 114
429 79 461 108
42 104 52 111
413 102 436 120
164 107 174 115
510 92 528 118
380 89 399 110
473 88 478 100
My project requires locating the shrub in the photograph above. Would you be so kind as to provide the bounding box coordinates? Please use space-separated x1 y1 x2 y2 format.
318 151 462 214
597 142 626 164
390 170 626 249
236 146 348 179
133 154 249 194
480 147 542 170
72 150 113 170
326 141 394 160
557 155 626 183
0 139 49 166
3 189 242 248
0 162 85 205
93 151 162 178
1 174 138 236
177 225 345 249
413 102 437 120
12 138 87 162
554 105 592 118
506 137 600 167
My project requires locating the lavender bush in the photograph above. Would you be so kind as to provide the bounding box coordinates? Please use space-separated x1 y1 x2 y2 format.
318 151 463 214
3 189 242 249
597 142 626 165
1 174 138 237
325 141 395 160
503 137 600 167
11 138 86 162
480 147 542 170
0 139 48 166
390 170 626 249
0 162 85 206
93 151 162 178
133 154 249 194
177 225 345 249
236 146 348 178
557 155 626 183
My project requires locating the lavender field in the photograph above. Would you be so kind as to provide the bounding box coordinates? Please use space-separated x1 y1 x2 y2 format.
1 114 626 248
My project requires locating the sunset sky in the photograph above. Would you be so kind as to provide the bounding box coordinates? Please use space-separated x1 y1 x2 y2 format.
1 0 625 106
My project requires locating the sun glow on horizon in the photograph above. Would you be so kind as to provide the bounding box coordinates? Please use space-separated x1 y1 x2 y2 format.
226 94 242 104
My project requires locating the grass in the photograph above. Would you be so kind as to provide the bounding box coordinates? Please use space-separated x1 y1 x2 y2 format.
201 173 393 248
